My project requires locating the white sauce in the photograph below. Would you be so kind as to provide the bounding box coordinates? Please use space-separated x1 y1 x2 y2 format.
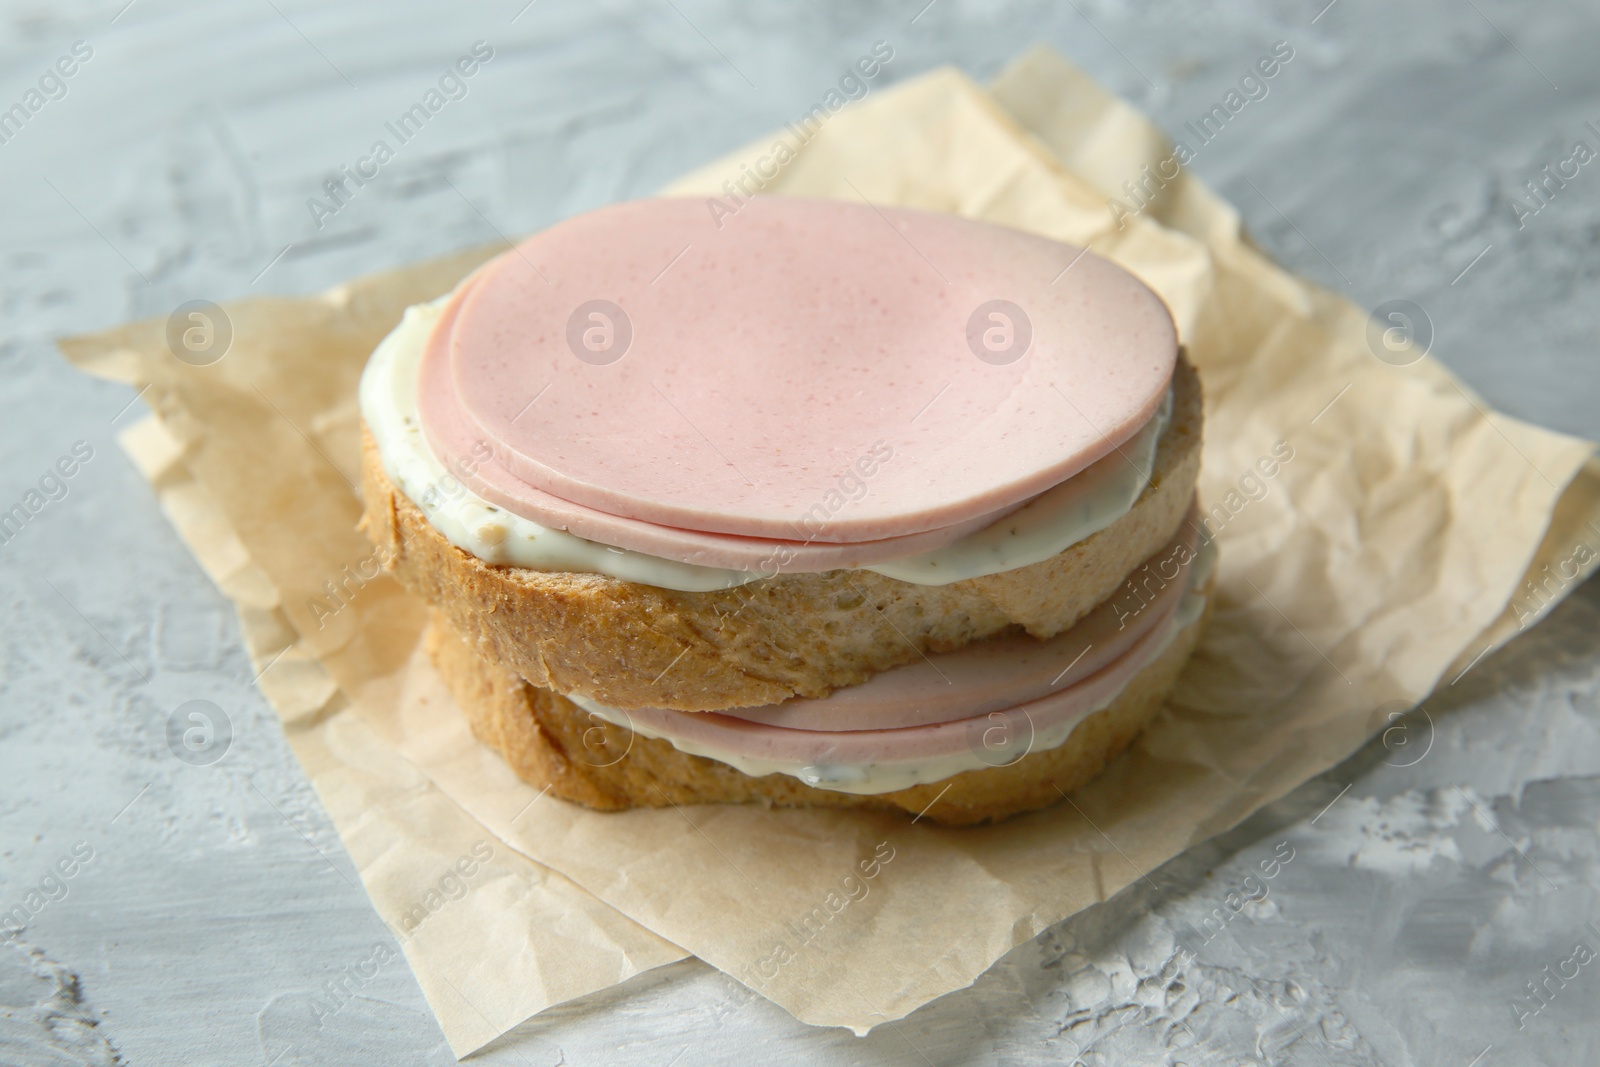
568 538 1216 796
360 295 1172 592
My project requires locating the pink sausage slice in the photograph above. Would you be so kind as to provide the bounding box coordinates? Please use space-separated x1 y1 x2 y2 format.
421 196 1177 544
415 270 1018 570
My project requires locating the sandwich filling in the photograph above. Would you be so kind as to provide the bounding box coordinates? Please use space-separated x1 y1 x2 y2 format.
362 296 1173 591
566 522 1213 794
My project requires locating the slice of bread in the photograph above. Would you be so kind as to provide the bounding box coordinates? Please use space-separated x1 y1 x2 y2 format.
423 597 1209 826
364 354 1202 712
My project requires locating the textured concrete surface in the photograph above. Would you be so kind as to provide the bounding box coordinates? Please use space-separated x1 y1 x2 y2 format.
1 1 1597 1064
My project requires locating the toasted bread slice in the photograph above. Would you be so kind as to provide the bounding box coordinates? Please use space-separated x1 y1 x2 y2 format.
364 354 1202 712
423 596 1208 826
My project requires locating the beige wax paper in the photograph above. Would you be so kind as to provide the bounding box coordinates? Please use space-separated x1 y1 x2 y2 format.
61 47 1600 1043
75 266 687 1058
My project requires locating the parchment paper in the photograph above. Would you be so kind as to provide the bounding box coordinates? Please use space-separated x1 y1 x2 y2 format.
109 328 687 1057
60 48 1600 1047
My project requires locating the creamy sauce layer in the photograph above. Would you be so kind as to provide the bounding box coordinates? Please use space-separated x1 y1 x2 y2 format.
567 538 1215 796
361 295 1173 591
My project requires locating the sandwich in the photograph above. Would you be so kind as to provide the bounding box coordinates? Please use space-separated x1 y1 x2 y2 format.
358 195 1209 825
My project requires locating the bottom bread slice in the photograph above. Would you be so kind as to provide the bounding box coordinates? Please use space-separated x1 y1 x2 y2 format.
425 600 1208 826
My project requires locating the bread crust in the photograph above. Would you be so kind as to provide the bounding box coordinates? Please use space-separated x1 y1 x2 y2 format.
364 355 1203 712
424 599 1207 826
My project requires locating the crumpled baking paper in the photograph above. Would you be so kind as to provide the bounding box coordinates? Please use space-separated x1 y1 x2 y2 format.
60 46 1600 1049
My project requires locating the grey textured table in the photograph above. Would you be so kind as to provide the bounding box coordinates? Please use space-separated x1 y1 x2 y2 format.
3 2 1598 1064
